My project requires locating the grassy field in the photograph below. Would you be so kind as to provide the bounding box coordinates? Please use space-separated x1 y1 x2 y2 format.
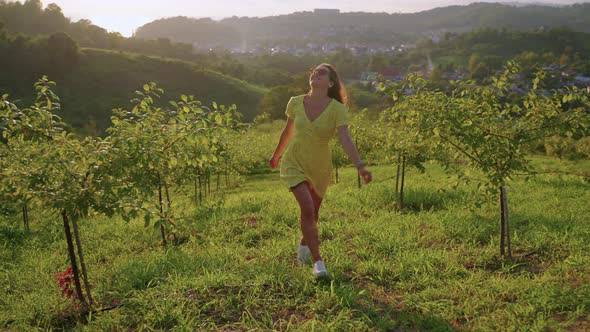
1 156 589 331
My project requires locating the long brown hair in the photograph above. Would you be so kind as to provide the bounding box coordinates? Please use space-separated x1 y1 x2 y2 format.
318 63 348 106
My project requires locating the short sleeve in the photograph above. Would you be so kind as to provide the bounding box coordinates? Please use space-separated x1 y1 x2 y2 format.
335 103 349 127
285 97 295 118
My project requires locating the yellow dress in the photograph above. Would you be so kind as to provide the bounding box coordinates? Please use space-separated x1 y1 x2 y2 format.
280 94 349 198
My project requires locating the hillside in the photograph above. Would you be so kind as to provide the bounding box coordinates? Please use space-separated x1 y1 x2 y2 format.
0 47 267 134
135 3 590 47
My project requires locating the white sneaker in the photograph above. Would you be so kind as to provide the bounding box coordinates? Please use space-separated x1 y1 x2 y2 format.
312 260 328 278
297 244 311 265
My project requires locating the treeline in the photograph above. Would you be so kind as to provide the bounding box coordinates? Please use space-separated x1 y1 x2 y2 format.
0 0 196 60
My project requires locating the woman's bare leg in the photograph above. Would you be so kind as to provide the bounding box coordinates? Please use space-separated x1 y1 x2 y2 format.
300 185 323 246
291 182 322 262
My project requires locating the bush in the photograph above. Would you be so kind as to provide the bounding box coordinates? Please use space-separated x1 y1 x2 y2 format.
575 136 590 158
544 135 577 159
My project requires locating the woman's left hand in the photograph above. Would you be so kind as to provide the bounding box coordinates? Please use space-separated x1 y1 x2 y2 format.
358 167 372 184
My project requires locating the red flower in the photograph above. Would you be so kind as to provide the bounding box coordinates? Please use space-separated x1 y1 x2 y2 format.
54 267 78 304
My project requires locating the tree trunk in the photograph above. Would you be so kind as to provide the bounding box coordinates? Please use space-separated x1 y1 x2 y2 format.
395 152 401 206
216 173 220 191
500 186 505 256
71 217 93 306
207 172 211 195
335 166 339 184
158 181 167 247
163 181 177 242
22 203 29 232
400 155 406 210
356 139 361 189
500 184 511 258
61 210 87 308
198 175 203 205
194 178 199 207
164 181 172 211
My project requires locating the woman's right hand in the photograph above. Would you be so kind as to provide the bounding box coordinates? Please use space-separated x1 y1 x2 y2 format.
269 154 280 169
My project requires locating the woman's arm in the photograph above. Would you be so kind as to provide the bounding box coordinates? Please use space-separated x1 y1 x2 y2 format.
269 118 295 169
337 125 362 165
337 125 372 183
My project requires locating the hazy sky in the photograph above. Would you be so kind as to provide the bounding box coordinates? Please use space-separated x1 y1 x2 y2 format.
38 0 586 37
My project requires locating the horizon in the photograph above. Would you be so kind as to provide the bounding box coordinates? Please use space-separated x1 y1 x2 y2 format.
33 0 587 37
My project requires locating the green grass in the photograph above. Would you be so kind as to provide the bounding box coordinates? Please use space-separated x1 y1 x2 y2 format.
1 156 589 331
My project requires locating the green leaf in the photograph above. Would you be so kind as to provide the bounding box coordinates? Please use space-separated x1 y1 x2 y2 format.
154 219 166 229
215 114 223 125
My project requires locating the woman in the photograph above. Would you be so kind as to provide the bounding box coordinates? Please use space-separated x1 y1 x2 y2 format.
269 63 372 277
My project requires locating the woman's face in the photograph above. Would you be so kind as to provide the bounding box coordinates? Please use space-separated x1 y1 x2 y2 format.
309 65 333 89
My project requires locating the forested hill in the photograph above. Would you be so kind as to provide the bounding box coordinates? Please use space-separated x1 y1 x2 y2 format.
135 3 590 45
0 0 197 61
0 37 267 134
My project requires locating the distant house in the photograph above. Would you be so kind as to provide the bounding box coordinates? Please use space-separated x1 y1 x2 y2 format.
561 69 577 78
400 44 417 50
378 69 402 81
443 71 466 80
314 9 340 15
542 64 561 72
347 44 368 56
360 70 403 82
360 71 378 81
574 75 590 85
321 43 341 53
510 84 529 94
350 47 368 56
